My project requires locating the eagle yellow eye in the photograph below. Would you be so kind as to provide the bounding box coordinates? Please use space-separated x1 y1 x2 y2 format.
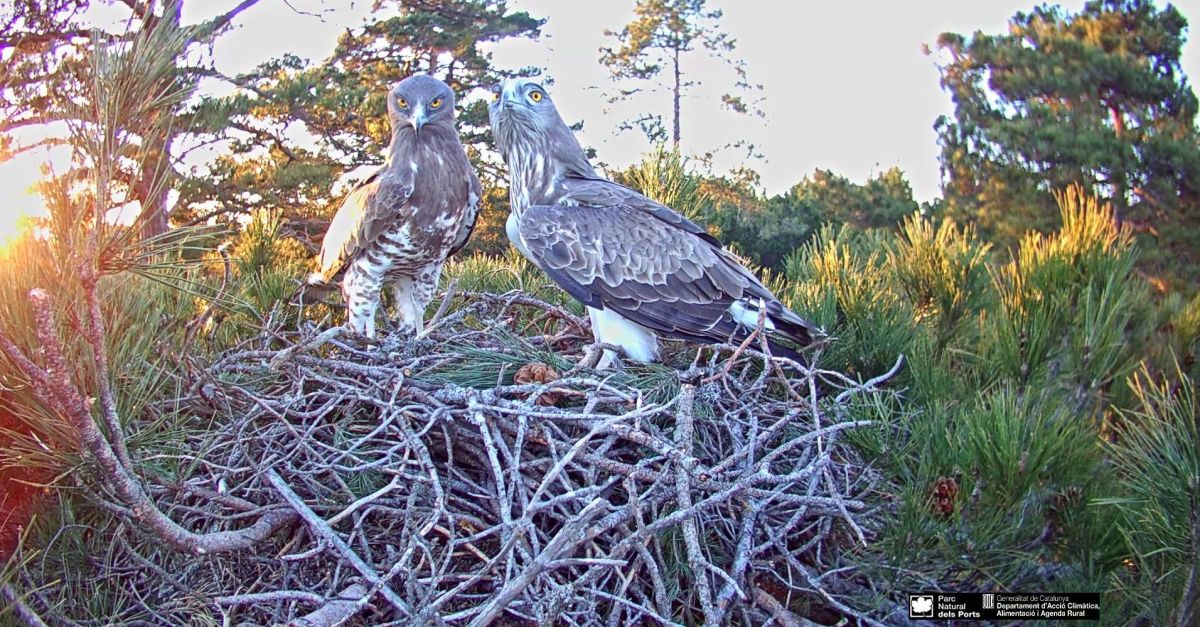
397 97 408 108
430 97 443 109
529 90 543 102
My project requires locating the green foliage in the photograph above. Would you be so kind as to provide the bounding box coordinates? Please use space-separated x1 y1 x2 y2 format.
1163 291 1200 380
888 214 991 347
773 186 1197 613
598 0 759 146
980 188 1149 413
956 388 1100 507
611 146 707 222
1103 366 1200 625
709 167 918 270
225 209 312 314
443 249 571 307
785 225 917 376
460 180 516 257
934 0 1200 285
790 167 919 231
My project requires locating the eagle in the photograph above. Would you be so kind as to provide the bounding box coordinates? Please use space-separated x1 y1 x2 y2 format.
488 79 821 367
308 75 481 338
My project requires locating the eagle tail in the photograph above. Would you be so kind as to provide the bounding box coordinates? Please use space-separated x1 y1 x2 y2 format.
290 273 340 307
724 296 823 365
763 299 825 364
767 303 820 347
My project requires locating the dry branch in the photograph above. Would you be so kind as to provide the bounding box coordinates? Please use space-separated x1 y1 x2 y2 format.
9 288 900 625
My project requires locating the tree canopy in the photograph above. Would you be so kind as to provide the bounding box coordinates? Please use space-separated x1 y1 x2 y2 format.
934 0 1200 282
178 0 543 251
1 0 267 237
705 167 919 269
598 0 760 149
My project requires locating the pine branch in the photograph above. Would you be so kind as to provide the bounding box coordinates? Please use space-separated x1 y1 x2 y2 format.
0 287 295 556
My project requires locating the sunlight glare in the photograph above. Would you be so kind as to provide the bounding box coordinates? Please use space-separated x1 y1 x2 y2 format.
0 159 50 253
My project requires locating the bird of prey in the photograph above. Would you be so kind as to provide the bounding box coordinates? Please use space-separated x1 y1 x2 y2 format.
308 74 481 338
488 79 820 367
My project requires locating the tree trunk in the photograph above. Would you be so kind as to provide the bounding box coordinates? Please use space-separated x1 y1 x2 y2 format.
1107 99 1128 222
136 0 184 240
672 44 681 149
136 144 172 239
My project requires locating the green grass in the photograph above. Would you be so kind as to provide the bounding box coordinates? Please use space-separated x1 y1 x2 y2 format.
772 188 1197 622
2 180 1197 624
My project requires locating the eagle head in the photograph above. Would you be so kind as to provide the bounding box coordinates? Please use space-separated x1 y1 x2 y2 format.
388 74 456 135
487 78 594 182
487 79 566 154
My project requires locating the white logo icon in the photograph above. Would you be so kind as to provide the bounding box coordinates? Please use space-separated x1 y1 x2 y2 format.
983 593 995 609
910 595 934 617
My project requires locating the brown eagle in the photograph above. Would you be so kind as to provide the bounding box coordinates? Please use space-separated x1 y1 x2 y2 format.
308 75 480 337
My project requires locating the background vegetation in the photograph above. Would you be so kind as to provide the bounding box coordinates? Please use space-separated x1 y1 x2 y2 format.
1 0 1198 624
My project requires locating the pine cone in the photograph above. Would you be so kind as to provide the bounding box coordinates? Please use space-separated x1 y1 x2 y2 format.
930 476 959 518
515 362 561 406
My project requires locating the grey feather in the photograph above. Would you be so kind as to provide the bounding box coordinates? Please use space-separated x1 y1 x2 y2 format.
489 78 821 354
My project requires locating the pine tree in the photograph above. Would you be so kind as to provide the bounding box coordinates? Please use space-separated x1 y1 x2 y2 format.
933 0 1200 282
0 0 266 238
599 0 760 149
180 0 543 250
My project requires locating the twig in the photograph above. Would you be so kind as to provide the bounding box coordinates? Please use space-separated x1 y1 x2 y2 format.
0 583 49 627
673 384 718 626
265 469 413 619
269 325 345 369
293 584 370 627
417 279 459 339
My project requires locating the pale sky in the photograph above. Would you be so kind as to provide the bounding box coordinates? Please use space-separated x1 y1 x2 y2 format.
3 0 1199 239
191 0 1200 200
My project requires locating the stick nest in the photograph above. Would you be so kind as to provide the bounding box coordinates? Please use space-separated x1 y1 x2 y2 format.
18 290 899 626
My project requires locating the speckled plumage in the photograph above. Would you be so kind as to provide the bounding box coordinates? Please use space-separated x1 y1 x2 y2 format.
312 75 480 338
489 79 820 364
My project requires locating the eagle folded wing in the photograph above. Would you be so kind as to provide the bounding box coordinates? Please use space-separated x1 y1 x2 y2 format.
316 168 415 281
560 176 721 246
447 171 483 259
520 203 810 347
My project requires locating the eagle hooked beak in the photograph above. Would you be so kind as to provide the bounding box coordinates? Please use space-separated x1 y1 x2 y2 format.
410 103 427 134
492 83 521 110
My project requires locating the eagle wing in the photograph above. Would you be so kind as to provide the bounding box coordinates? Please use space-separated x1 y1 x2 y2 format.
560 176 721 246
315 167 415 281
447 169 483 259
518 202 817 348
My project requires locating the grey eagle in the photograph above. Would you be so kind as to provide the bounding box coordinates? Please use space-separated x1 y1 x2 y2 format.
308 75 481 338
488 79 820 367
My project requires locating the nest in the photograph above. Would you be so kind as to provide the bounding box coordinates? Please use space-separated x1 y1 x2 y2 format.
13 290 901 626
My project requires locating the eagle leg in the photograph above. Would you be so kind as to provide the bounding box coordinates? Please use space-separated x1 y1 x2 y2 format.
390 282 419 336
343 268 382 339
392 264 441 336
594 348 624 371
587 306 659 368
